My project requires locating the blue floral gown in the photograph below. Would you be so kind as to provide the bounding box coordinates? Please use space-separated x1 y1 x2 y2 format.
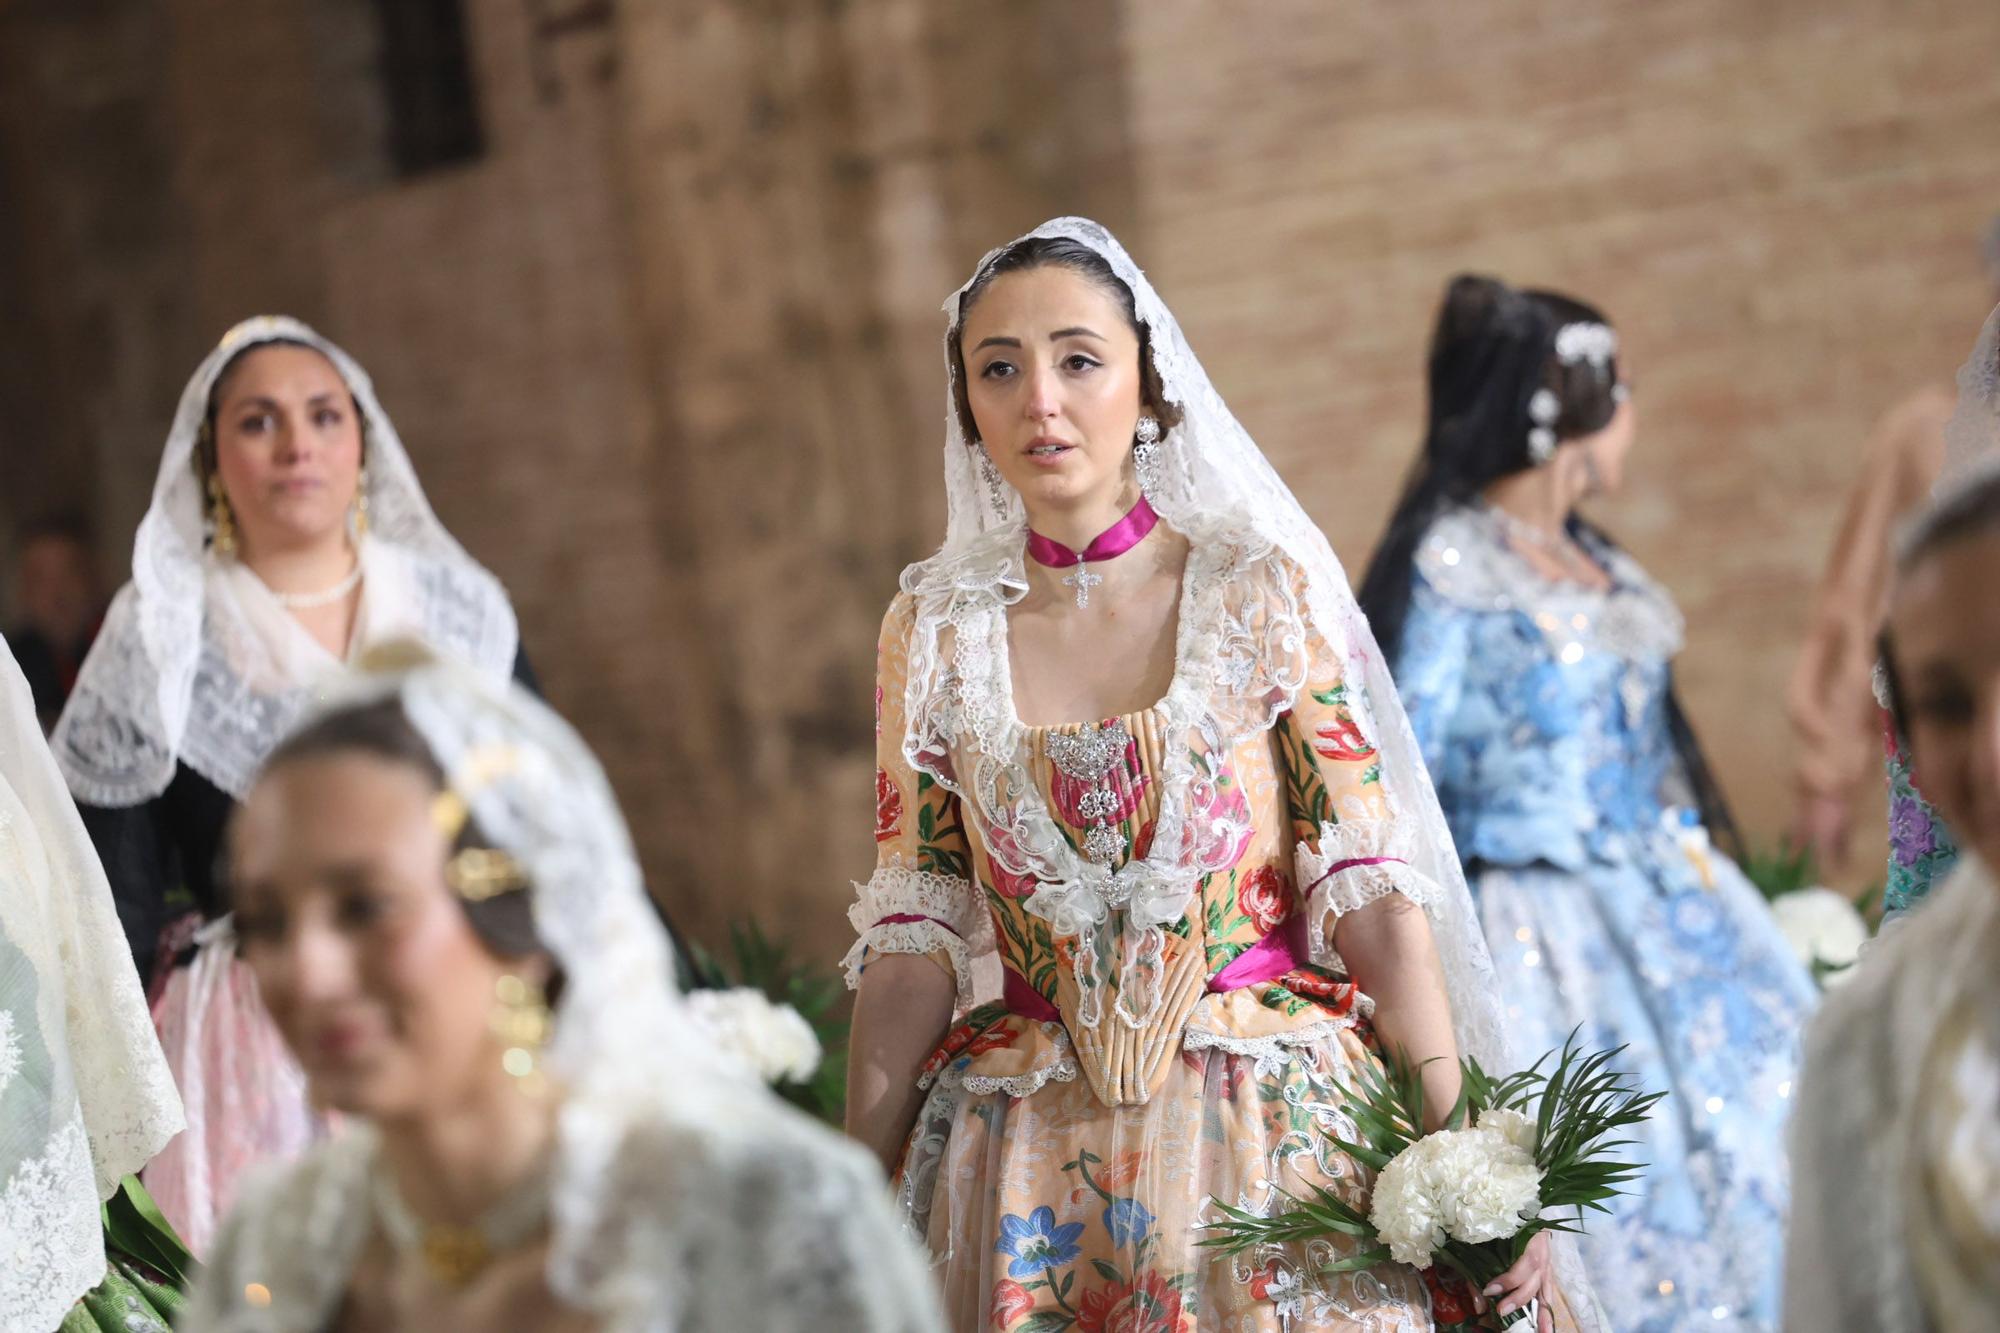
1391 505 1818 1333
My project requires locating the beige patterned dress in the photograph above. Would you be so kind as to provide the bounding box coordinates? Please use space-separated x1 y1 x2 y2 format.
847 536 1566 1333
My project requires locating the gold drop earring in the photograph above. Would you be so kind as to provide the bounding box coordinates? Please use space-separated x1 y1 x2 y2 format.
353 464 371 540
208 474 238 558
491 972 552 1098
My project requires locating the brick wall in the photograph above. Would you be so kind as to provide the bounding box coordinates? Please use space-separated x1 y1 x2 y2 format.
3 0 1995 962
1122 0 2000 888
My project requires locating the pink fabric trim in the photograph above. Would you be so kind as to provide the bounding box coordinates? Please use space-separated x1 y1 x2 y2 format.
1209 911 1309 993
1305 854 1407 891
876 912 959 932
1003 968 1063 1023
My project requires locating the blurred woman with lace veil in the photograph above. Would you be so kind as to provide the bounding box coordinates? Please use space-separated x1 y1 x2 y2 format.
1784 218 2000 912
1785 303 2000 1331
1354 274 1818 1331
0 632 187 1331
49 316 533 1255
179 647 939 1330
843 218 1599 1331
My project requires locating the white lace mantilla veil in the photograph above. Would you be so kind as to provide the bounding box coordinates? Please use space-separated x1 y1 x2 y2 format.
1936 301 2000 498
183 655 943 1332
909 218 1507 1066
50 314 518 807
0 633 184 1331
899 218 1603 1325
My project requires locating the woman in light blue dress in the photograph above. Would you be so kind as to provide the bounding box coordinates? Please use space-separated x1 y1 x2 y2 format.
1357 275 1818 1333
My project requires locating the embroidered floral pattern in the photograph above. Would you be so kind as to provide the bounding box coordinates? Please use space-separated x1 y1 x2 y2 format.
1235 865 1291 935
1075 1269 1187 1333
1883 713 1959 919
991 1278 1037 1328
875 766 905 844
997 1206 1087 1278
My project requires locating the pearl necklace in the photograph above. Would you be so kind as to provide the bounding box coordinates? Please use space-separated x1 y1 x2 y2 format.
370 1159 552 1289
268 560 364 609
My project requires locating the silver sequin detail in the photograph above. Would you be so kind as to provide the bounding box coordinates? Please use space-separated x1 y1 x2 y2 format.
1077 788 1123 822
1082 823 1127 866
1045 719 1131 784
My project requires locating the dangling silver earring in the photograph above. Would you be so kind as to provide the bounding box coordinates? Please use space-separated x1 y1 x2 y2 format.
1526 389 1560 466
975 442 1010 516
1132 416 1163 499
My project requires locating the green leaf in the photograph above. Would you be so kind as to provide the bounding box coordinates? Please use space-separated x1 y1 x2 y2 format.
1311 1246 1395 1274
1017 1314 1075 1333
1092 1259 1123 1283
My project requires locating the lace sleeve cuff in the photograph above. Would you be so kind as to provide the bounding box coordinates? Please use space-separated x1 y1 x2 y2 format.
841 863 984 1013
1296 818 1442 956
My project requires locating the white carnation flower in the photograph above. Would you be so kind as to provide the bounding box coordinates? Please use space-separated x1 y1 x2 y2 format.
685 987 822 1085
1369 1134 1449 1268
1478 1106 1539 1157
1771 887 1867 980
1436 1127 1543 1244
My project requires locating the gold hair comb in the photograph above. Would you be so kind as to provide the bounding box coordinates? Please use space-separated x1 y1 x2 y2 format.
445 847 529 902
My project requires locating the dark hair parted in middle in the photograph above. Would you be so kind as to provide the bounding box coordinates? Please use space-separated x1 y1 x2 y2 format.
193 337 371 496
947 235 1183 447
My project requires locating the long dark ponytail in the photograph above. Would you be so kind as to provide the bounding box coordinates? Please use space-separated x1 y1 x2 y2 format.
1355 273 1744 860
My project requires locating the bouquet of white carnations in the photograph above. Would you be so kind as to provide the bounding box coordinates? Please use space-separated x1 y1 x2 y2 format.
685 986 823 1086
1202 1032 1660 1329
687 921 849 1122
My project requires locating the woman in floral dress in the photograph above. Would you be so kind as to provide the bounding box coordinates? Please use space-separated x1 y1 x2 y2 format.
844 220 1597 1333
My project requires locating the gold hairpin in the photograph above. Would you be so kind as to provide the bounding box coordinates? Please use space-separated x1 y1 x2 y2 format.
427 743 530 900
445 847 529 902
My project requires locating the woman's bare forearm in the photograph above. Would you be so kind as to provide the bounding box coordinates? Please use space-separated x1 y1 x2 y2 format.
845 953 956 1173
1334 892 1462 1131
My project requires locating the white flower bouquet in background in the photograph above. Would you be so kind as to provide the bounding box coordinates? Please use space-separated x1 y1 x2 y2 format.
1202 1032 1661 1329
1768 886 1867 986
686 986 823 1085
687 920 849 1122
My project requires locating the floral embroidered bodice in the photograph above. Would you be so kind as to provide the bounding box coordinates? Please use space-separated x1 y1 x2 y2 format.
1397 505 1695 873
848 533 1439 1108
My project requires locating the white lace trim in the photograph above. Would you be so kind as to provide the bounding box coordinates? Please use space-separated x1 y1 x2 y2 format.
1297 818 1442 953
0 633 184 1311
186 1111 947 1331
905 536 1310 939
1414 505 1685 664
927 1026 1080 1097
1183 1018 1359 1078
841 863 986 1013
842 919 977 1016
0 1117 107 1333
847 862 984 937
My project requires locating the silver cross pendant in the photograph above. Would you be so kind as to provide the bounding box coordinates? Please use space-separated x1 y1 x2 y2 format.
1063 555 1103 609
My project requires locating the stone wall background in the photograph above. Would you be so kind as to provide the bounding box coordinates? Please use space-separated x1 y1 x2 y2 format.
3 0 1995 954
